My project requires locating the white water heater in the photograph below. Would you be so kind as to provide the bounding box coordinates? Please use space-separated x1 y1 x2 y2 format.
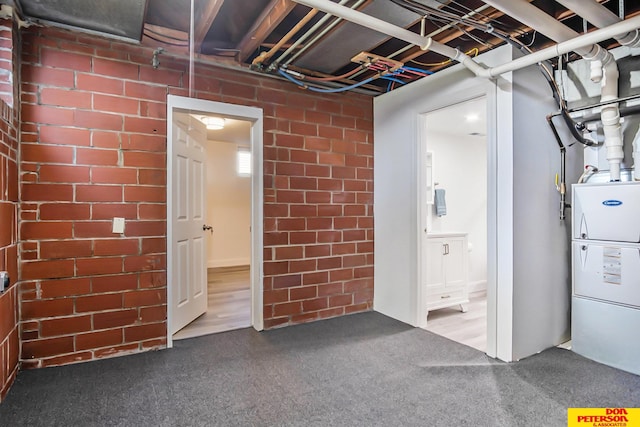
572 182 640 375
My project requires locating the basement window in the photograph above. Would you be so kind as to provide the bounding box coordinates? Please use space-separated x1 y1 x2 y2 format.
237 147 251 176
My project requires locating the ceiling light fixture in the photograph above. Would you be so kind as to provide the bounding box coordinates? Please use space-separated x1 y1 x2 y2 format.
202 116 225 130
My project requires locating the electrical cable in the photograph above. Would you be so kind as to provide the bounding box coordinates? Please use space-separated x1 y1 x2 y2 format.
410 48 478 67
278 68 378 93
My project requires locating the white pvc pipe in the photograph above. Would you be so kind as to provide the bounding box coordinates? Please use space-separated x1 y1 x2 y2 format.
290 0 640 80
486 0 625 181
633 126 640 180
555 0 640 47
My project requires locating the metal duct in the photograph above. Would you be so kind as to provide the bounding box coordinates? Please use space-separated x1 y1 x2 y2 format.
17 0 148 41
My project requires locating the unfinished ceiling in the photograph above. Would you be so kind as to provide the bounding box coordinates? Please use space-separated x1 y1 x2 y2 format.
9 0 640 95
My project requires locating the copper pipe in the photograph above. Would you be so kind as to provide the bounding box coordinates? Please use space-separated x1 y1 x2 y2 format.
252 8 319 66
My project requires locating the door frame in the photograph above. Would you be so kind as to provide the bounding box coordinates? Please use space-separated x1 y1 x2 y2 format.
416 83 508 360
166 95 264 348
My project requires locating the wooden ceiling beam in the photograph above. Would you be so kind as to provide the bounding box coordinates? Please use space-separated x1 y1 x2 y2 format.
194 0 226 53
236 0 297 62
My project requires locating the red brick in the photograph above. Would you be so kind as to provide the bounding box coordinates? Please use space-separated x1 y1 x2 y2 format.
76 185 122 202
124 323 165 342
76 293 123 313
305 245 331 258
264 289 289 304
22 336 74 359
41 315 92 337
289 259 316 273
92 274 138 293
329 294 353 307
122 151 165 168
74 221 114 238
40 278 91 299
21 143 74 163
125 221 165 237
40 240 92 259
91 167 137 184
93 309 138 329
124 186 165 202
39 165 91 183
94 239 139 256
92 203 138 220
139 204 166 220
330 268 354 281
275 246 303 261
76 257 123 276
124 254 164 272
22 184 73 201
139 271 166 288
272 274 301 289
41 49 91 71
40 88 91 109
93 57 139 80
74 110 123 131
76 73 123 95
22 105 74 126
22 298 74 319
302 297 328 311
76 147 119 166
140 238 165 254
138 169 165 185
273 301 302 317
140 306 166 323
318 283 344 297
290 286 317 300
22 259 75 280
317 257 342 270
125 81 167 102
94 343 139 359
124 117 165 135
76 329 123 351
21 222 74 240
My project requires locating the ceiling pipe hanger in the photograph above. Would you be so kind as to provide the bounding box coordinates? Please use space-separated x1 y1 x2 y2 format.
290 0 640 79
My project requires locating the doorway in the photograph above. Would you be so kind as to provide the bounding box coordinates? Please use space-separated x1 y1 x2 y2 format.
420 97 488 352
166 96 264 348
173 117 253 340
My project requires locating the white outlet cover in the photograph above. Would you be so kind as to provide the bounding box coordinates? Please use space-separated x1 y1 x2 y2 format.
112 217 125 234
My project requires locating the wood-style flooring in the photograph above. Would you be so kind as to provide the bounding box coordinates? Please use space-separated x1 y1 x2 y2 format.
423 290 487 352
173 266 251 341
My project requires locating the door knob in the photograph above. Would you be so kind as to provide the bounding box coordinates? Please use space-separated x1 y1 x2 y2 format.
203 224 213 234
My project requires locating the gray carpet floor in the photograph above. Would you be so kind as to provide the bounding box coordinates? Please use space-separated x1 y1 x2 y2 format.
1 312 638 426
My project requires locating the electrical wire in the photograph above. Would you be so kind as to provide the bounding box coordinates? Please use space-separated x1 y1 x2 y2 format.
278 68 378 93
410 48 478 67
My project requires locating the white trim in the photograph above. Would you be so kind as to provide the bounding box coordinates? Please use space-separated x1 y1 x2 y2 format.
468 280 488 293
207 258 251 269
166 95 264 348
416 88 498 358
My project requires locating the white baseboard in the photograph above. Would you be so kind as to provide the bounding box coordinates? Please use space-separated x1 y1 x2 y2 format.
469 279 487 293
208 258 250 269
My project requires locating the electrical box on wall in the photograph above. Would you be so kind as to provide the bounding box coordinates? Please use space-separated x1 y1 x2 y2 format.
0 271 8 293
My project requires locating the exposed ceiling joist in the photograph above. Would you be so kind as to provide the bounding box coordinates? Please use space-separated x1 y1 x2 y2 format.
236 0 297 62
194 0 225 53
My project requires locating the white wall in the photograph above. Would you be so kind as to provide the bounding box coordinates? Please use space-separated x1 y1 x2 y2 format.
374 45 579 361
510 61 577 360
426 129 487 290
206 141 251 268
373 47 510 356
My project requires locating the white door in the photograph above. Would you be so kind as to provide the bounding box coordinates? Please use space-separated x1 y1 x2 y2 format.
170 114 208 334
444 238 466 289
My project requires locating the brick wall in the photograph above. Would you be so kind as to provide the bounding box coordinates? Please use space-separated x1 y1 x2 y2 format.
19 25 374 368
0 18 19 400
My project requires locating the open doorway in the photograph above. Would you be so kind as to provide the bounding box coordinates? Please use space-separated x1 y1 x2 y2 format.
421 96 488 352
166 96 263 348
173 117 253 340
